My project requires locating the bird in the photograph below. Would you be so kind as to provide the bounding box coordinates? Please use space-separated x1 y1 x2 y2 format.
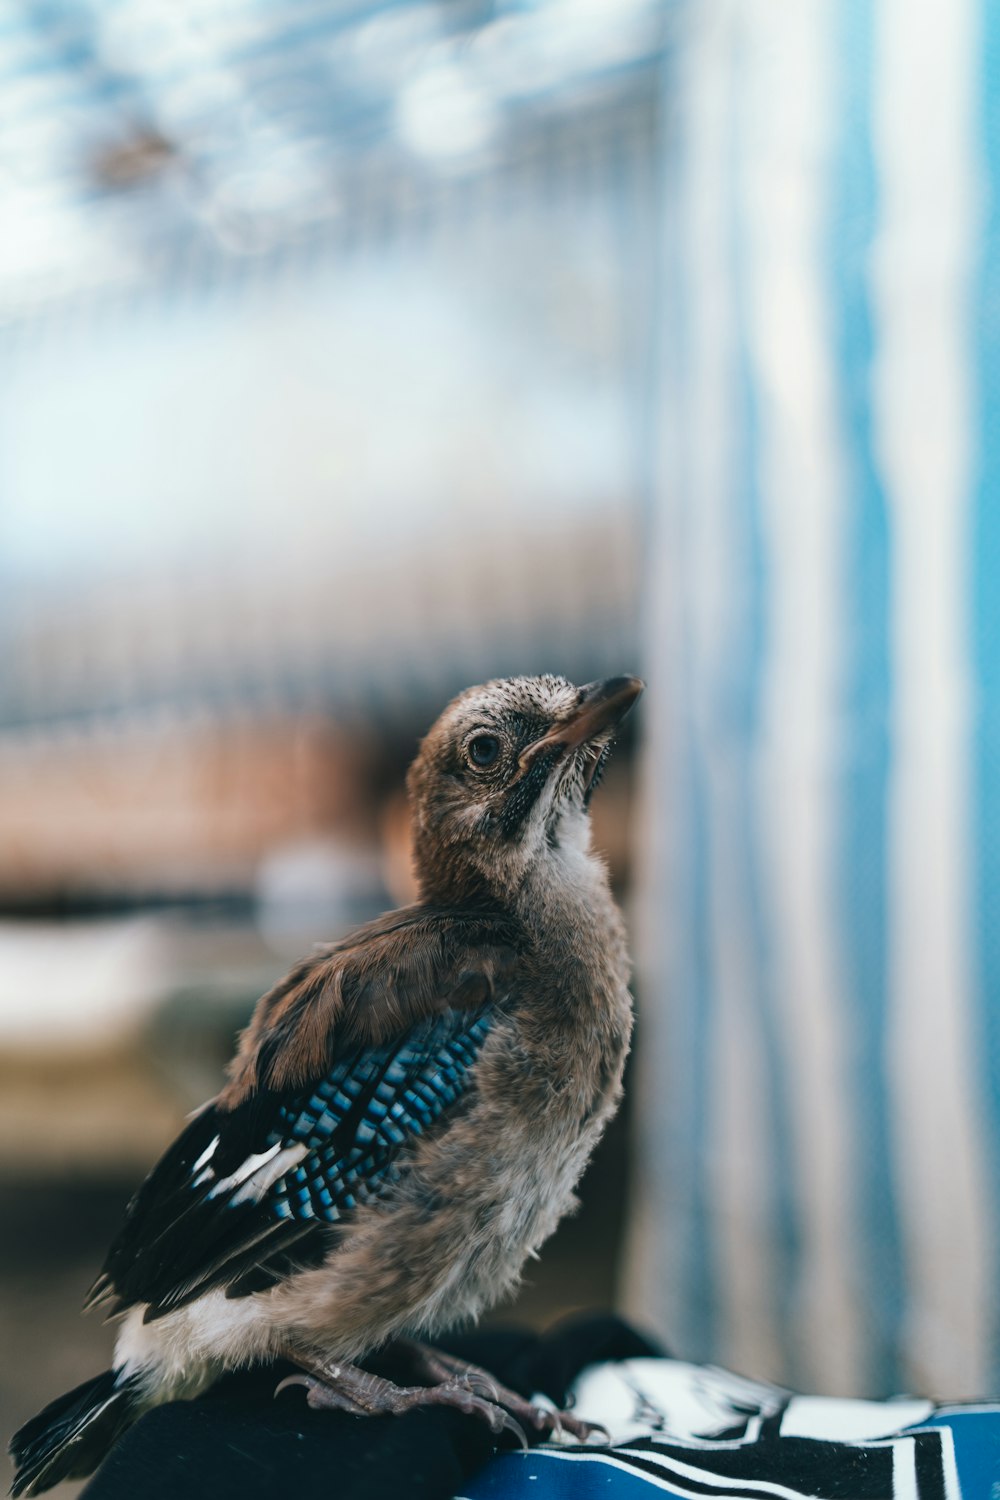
9 672 643 1497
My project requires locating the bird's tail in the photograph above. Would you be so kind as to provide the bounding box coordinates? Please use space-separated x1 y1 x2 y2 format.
8 1368 143 1497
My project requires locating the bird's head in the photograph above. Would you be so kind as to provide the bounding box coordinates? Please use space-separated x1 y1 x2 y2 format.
407 673 643 903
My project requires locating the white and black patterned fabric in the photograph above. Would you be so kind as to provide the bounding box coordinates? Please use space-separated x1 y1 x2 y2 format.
465 1358 1000 1500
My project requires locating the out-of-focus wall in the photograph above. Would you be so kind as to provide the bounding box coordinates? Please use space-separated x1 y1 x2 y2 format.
627 0 1000 1401
0 717 372 900
0 12 659 1475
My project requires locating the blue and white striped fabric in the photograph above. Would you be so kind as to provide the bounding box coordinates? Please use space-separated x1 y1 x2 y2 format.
627 0 1000 1399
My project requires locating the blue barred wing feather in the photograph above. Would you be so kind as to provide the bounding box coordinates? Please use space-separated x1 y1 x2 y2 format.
270 1008 492 1224
88 1007 494 1322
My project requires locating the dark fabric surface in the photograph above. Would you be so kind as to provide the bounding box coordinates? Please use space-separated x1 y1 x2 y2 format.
81 1316 661 1500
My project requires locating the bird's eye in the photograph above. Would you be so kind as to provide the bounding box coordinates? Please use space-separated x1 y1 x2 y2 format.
467 734 501 769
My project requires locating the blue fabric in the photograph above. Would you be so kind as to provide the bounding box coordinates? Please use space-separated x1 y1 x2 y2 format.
830 0 903 1397
974 0 1000 1370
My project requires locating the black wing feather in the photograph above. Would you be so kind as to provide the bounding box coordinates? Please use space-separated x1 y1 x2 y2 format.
92 1005 495 1320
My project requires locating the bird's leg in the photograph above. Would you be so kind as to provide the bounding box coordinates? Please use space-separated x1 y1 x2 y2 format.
392 1339 609 1445
275 1352 529 1448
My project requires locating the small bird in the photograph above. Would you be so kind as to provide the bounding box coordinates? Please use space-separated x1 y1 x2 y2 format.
10 672 642 1497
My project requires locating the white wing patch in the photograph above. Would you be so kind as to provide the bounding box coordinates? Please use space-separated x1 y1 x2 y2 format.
192 1136 220 1174
201 1142 310 1205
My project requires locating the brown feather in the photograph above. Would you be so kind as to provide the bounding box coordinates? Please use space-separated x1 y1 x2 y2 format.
219 905 521 1107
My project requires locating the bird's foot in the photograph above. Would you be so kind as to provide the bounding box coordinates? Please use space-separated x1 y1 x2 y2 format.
394 1339 609 1446
275 1357 529 1449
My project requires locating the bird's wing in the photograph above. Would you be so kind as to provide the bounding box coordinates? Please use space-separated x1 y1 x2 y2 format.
88 906 520 1323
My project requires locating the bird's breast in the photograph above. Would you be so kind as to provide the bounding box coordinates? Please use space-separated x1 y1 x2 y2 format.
266 870 633 1354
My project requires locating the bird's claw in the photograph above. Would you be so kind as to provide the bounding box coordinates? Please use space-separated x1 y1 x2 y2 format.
545 1411 610 1445
412 1379 529 1449
274 1373 308 1399
276 1359 528 1447
583 1419 612 1445
451 1370 501 1403
277 1348 600 1453
392 1341 604 1447
496 1409 530 1450
275 1372 370 1415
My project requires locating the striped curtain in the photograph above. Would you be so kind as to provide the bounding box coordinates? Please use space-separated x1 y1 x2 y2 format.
626 0 1000 1400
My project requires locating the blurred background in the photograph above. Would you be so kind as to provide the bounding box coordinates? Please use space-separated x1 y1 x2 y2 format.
0 3 655 1491
3 0 1000 1491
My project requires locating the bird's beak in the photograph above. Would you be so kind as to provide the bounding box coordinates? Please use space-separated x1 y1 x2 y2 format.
519 675 644 770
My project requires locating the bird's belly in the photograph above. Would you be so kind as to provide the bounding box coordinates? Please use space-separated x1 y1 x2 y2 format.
264 1055 618 1358
396 1029 628 1337
444 1117 601 1316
